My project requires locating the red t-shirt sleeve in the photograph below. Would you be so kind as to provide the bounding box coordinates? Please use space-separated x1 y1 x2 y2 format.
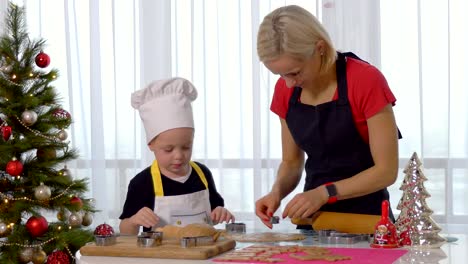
348 59 396 120
346 58 397 143
270 78 293 119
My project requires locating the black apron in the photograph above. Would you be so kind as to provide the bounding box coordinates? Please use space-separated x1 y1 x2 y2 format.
285 52 397 224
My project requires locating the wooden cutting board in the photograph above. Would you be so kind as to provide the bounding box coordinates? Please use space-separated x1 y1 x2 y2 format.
80 236 236 259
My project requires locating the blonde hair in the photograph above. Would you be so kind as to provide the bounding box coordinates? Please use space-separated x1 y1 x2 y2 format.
257 5 336 71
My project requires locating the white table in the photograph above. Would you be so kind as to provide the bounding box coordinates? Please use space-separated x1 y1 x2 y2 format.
76 222 468 264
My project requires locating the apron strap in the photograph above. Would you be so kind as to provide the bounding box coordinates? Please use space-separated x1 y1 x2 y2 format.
151 160 164 197
151 160 208 197
190 161 209 189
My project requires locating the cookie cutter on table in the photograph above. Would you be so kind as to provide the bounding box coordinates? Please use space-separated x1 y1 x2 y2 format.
318 229 371 244
94 235 117 246
141 230 164 241
137 234 162 247
225 222 246 233
180 236 214 248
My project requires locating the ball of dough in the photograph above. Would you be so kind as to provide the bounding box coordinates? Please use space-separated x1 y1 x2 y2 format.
178 223 217 239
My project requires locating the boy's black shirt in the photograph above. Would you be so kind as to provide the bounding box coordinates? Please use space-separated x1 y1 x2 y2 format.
119 161 224 222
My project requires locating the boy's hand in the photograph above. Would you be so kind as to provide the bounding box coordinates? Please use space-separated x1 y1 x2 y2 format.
130 207 160 228
211 206 235 224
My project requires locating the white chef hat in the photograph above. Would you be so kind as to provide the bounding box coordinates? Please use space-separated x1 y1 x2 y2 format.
131 77 198 144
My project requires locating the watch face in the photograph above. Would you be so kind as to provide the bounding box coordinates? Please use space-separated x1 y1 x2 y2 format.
325 183 338 204
326 183 337 197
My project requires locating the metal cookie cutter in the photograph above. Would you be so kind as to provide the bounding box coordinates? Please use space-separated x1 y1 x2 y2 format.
318 229 370 244
137 235 161 247
180 236 214 248
94 235 117 246
141 230 163 243
270 216 280 224
225 222 246 233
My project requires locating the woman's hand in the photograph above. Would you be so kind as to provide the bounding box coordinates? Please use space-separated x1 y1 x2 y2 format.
255 192 281 229
282 187 327 219
129 207 160 228
211 206 235 224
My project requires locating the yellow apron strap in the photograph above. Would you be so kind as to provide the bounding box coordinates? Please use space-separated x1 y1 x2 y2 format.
190 161 208 189
152 161 208 197
151 160 164 197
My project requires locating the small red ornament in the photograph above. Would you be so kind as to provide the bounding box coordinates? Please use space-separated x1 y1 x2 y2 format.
35 52 50 68
6 158 23 176
1 125 12 141
46 250 70 264
371 200 399 248
25 216 48 237
70 196 83 209
94 223 114 236
399 229 412 246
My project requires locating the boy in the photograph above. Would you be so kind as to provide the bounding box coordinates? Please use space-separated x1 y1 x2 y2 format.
119 77 235 235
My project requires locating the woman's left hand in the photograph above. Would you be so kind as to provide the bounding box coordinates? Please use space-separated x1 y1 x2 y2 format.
211 206 235 224
282 187 327 219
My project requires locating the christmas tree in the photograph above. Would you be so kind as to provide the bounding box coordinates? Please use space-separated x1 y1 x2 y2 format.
395 152 446 248
0 3 95 263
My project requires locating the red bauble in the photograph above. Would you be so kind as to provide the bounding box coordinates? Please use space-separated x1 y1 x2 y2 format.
46 250 70 264
26 216 48 237
1 125 12 141
52 109 71 120
6 158 23 176
94 223 114 236
35 52 50 68
70 196 83 209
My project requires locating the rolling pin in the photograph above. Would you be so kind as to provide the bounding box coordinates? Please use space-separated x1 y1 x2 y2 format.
291 211 380 234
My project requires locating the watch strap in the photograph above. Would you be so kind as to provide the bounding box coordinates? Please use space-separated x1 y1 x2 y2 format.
325 182 338 204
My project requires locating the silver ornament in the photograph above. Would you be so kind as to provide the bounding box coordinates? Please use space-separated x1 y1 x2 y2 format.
58 166 72 180
0 221 8 237
34 182 51 200
18 247 34 263
69 212 83 227
82 212 93 226
1 65 12 72
87 198 96 206
21 110 38 126
57 129 68 141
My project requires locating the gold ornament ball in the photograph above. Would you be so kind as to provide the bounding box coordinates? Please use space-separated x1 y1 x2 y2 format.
57 209 70 222
18 247 34 263
82 212 93 226
36 148 56 161
31 249 47 264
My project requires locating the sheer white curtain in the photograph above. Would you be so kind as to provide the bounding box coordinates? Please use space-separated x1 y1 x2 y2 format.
3 0 467 231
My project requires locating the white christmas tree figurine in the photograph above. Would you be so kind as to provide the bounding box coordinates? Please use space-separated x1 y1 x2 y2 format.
395 152 446 248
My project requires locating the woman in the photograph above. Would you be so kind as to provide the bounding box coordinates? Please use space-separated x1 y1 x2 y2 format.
255 5 401 229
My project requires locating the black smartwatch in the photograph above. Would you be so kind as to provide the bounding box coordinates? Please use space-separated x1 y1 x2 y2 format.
325 182 338 204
